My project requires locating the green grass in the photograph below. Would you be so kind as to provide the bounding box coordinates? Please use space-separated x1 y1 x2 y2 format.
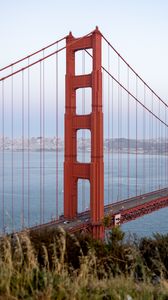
0 226 168 299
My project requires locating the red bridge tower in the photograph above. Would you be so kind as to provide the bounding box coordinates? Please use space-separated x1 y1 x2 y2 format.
64 27 104 239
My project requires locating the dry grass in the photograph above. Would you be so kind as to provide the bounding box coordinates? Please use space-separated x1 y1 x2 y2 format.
0 227 168 299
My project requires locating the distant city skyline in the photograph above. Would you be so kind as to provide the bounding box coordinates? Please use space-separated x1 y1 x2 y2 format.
1 136 168 156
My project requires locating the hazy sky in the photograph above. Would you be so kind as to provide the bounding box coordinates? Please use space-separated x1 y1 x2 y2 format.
1 0 168 101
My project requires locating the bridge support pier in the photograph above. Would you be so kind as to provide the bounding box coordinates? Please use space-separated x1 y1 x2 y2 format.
64 27 104 239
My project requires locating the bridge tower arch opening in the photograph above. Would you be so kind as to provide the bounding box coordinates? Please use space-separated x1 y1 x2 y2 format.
64 27 104 239
77 179 90 213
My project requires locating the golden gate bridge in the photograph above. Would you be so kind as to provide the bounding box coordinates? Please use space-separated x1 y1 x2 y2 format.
0 27 168 239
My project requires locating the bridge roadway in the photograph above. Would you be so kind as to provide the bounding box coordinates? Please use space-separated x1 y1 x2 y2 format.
31 188 168 234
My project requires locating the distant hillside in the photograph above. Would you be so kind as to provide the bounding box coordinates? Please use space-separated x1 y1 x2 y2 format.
0 136 168 154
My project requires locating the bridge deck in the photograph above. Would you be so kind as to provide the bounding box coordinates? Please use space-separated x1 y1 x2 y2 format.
31 188 168 234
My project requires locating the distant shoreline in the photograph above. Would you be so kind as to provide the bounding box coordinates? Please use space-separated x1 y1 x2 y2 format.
0 137 167 155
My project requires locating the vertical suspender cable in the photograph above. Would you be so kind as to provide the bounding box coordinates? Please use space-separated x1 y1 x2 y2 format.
108 45 110 203
160 121 163 188
11 67 14 231
158 100 160 189
22 71 25 229
127 68 130 199
160 104 162 189
156 109 158 190
2 81 5 233
165 107 168 186
165 106 167 187
166 119 167 187
158 106 160 190
148 106 151 191
154 97 157 190
148 94 151 191
120 73 122 199
143 84 146 193
27 59 30 227
40 61 42 224
151 92 154 191
160 121 161 188
111 77 114 203
118 56 120 201
135 76 138 196
56 43 59 219
156 103 159 190
43 51 45 223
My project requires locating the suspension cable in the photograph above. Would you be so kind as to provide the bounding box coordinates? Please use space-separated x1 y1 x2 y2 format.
0 36 66 72
0 30 94 82
85 50 168 128
101 33 168 109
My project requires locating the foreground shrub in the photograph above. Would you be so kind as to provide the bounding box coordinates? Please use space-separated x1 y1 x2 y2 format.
0 227 168 299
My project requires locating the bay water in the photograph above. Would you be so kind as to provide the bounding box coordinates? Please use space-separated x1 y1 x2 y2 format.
0 151 168 236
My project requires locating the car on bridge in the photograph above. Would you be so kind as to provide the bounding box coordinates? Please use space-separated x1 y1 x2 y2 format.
113 213 121 226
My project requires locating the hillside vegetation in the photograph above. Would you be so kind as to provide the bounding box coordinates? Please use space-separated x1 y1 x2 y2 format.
0 226 168 299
